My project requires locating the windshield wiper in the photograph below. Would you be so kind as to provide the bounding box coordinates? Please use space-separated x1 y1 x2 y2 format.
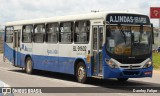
118 24 126 44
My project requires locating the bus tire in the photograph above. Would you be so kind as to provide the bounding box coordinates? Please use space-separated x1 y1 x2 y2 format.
117 78 128 82
76 62 87 83
25 57 33 74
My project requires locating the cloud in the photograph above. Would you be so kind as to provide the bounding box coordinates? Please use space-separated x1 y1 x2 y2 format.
150 0 160 7
0 0 159 27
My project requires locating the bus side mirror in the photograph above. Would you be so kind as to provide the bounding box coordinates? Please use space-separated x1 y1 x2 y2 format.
151 24 154 44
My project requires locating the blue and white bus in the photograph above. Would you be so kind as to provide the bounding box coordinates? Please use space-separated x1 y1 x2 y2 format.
4 12 154 83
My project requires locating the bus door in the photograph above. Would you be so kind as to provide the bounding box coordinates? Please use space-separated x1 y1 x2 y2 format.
92 26 103 76
13 30 21 67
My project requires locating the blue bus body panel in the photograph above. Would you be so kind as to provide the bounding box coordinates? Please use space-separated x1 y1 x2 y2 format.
103 66 153 78
102 44 153 79
4 43 14 63
4 43 153 79
4 43 91 75
32 55 75 74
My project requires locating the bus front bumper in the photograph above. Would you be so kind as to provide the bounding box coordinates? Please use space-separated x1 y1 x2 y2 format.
103 66 153 79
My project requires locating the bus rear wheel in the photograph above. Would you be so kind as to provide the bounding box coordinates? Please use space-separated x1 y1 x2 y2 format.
76 62 87 83
25 57 33 74
117 78 128 82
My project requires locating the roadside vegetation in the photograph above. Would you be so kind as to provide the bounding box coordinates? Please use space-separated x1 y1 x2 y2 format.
153 52 160 69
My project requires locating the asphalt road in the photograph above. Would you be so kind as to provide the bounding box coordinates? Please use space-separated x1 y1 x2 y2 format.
0 54 159 96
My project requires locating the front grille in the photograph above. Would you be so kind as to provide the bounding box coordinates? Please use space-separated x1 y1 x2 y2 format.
116 58 145 64
123 71 140 76
120 65 141 69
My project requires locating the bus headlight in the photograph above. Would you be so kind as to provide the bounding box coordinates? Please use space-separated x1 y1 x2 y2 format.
106 59 118 69
143 60 153 68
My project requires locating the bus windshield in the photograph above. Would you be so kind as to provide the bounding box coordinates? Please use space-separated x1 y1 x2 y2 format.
106 25 152 57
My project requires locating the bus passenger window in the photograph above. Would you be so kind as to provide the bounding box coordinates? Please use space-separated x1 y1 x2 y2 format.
5 27 14 43
34 24 45 43
46 23 59 43
22 25 33 43
60 22 73 43
99 27 103 50
74 21 90 44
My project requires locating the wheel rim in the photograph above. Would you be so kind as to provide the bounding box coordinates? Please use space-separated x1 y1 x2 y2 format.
27 60 32 72
78 66 85 80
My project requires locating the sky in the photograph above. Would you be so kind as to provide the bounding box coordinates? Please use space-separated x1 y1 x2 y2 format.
0 0 160 28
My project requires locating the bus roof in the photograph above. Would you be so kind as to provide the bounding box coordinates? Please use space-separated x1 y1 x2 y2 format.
5 11 145 26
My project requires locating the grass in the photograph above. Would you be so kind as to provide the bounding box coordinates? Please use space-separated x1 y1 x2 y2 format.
152 52 160 69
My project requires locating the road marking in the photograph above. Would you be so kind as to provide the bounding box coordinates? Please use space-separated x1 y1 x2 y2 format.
0 80 11 87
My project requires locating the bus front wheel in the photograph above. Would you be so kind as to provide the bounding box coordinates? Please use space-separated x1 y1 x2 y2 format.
76 62 87 83
117 78 128 82
25 57 33 74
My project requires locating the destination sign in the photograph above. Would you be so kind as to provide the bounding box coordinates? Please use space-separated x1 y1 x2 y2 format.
106 14 150 25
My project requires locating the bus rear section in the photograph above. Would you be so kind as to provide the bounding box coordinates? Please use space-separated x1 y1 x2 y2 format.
4 26 22 67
